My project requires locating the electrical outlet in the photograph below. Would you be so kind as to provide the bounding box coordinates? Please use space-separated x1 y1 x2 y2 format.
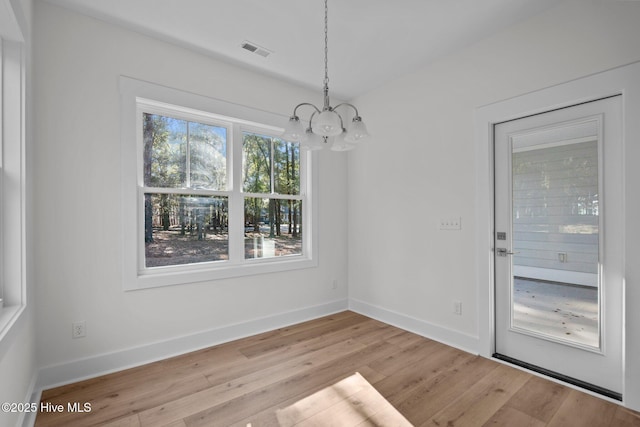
72 321 86 339
332 279 338 290
453 300 462 316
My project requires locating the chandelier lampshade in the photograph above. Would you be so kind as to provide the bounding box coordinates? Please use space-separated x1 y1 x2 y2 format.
312 110 343 137
282 116 308 142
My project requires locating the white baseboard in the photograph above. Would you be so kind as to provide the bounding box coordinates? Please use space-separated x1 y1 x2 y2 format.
348 298 480 355
18 372 39 427
36 299 348 392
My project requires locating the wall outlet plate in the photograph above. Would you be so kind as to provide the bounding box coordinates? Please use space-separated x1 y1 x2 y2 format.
72 321 86 339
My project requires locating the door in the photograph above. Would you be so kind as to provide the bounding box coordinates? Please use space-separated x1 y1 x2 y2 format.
494 96 623 398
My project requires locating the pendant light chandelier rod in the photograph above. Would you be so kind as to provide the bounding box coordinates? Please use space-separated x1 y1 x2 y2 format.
281 0 370 150
323 0 331 110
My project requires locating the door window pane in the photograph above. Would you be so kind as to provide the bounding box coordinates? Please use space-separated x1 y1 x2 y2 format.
511 120 600 348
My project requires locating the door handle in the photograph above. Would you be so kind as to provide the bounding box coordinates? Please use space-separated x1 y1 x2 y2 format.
496 248 518 257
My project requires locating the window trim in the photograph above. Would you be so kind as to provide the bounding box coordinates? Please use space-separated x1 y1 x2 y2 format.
120 76 318 291
0 17 27 343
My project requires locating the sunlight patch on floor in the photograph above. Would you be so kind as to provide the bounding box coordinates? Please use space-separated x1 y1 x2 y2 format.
276 372 413 426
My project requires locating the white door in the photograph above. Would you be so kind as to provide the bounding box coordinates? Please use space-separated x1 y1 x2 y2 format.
494 96 623 398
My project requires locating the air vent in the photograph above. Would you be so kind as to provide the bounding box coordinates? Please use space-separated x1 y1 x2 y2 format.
241 40 272 58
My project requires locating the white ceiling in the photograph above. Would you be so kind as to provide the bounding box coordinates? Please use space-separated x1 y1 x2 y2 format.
43 0 566 100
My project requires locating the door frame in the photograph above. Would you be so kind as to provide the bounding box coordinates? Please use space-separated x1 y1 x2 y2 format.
474 61 640 411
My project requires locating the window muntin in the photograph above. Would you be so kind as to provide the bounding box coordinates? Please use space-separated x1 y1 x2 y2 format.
137 100 308 279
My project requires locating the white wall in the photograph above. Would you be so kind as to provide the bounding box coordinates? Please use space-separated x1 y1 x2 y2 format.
33 1 348 386
347 0 640 394
29 0 640 412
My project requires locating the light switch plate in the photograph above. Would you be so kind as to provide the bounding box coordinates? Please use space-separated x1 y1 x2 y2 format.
440 217 462 230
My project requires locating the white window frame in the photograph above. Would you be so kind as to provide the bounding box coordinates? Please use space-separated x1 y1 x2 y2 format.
0 0 27 343
120 77 318 290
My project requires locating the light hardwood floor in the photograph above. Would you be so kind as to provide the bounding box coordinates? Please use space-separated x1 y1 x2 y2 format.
35 311 640 426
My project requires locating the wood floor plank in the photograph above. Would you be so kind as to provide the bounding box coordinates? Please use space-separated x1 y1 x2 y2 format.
275 311 366 337
426 363 530 427
392 355 498 425
385 330 432 349
228 366 388 427
274 372 374 426
182 341 399 427
610 407 640 427
202 316 386 388
481 406 546 427
373 344 474 405
502 375 570 423
35 312 638 427
37 372 212 427
98 414 141 427
237 312 369 358
369 339 456 378
546 390 618 427
138 338 374 426
281 374 411 427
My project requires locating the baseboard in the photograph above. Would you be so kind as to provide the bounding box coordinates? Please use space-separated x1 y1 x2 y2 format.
36 298 348 392
18 372 39 427
348 298 480 354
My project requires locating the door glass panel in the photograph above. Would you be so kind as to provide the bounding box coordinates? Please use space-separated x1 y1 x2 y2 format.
510 119 600 348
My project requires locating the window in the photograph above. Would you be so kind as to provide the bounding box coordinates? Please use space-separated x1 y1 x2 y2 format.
0 19 27 341
141 111 230 268
120 77 316 290
242 132 303 260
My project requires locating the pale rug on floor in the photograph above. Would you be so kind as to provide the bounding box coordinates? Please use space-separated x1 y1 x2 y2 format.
275 372 413 426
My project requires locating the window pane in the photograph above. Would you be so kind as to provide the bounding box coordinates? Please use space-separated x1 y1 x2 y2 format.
242 133 271 193
143 114 186 188
189 122 227 190
244 197 302 259
145 193 228 267
274 139 300 195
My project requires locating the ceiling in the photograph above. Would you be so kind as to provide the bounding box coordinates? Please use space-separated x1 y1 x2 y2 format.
43 0 566 100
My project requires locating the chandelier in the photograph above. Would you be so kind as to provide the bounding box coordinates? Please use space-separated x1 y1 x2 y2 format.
282 0 370 151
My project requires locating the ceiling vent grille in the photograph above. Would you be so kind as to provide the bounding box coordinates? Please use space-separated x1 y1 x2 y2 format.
241 41 272 58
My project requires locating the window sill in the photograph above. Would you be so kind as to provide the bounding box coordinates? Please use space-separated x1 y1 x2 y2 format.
0 304 26 343
126 256 318 291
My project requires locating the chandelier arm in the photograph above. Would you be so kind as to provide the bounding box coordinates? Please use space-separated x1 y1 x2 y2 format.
332 103 361 118
307 110 319 130
292 102 322 118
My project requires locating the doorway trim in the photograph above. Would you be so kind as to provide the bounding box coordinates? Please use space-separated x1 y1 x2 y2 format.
474 60 640 411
